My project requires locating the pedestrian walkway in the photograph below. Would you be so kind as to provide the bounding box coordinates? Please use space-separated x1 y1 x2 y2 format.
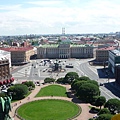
10 84 95 120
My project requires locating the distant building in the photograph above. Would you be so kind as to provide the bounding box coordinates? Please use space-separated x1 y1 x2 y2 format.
0 47 34 65
37 42 94 59
96 46 115 62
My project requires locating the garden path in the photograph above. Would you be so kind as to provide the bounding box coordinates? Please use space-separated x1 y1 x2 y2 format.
9 84 95 120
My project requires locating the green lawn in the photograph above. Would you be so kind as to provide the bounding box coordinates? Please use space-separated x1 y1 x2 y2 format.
17 99 81 120
35 84 67 97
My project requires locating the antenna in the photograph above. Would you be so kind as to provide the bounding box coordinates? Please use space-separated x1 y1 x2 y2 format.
62 28 65 35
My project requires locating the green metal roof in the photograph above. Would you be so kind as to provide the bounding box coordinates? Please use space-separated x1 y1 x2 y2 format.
39 43 93 48
41 44 59 48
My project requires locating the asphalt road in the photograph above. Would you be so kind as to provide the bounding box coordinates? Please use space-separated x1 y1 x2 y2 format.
11 58 120 100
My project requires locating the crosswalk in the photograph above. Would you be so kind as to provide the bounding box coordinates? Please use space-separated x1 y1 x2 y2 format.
12 66 31 78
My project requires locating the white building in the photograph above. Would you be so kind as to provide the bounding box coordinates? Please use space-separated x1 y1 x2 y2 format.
0 50 11 67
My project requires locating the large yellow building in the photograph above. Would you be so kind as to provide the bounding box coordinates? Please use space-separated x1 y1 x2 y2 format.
0 47 34 65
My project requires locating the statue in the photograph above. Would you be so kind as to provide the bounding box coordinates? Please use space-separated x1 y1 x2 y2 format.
0 94 13 120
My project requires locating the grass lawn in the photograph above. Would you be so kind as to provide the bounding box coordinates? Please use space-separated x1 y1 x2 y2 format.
17 99 81 120
35 84 67 97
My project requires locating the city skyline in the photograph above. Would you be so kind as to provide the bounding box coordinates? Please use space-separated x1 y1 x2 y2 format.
0 0 120 35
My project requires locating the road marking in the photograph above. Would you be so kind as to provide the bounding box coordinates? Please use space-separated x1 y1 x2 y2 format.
100 88 113 99
87 64 98 76
75 62 87 76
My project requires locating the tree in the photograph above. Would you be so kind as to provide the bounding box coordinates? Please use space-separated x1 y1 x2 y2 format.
98 108 110 115
78 76 90 81
56 77 64 83
8 84 28 100
71 80 86 91
44 78 55 83
96 114 113 120
77 83 100 102
64 72 79 84
88 80 99 87
22 81 35 90
104 98 120 114
57 39 61 43
95 96 106 109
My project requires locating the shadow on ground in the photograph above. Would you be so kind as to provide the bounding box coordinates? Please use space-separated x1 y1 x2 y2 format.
103 82 120 98
97 68 115 79
66 91 87 104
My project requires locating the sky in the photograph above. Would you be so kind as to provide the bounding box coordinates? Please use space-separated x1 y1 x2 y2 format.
0 0 120 35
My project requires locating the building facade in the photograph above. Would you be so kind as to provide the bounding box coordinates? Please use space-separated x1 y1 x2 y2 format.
0 50 12 85
0 47 34 65
37 43 94 59
109 49 120 74
96 46 115 62
0 50 11 67
115 65 120 85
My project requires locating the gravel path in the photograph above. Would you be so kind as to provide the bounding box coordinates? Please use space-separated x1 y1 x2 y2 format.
9 84 95 120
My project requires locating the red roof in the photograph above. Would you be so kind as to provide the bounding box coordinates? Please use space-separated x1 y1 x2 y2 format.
10 77 14 82
3 80 7 84
0 47 33 52
97 46 116 51
0 81 3 85
7 80 10 83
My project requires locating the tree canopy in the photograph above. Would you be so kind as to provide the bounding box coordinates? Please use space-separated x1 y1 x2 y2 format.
8 84 28 100
95 96 106 109
98 108 110 115
71 80 86 91
96 114 113 120
22 81 35 90
104 98 120 114
44 78 55 83
78 76 90 81
77 83 100 102
64 72 79 83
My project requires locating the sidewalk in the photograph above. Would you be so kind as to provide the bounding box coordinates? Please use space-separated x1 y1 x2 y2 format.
10 84 95 120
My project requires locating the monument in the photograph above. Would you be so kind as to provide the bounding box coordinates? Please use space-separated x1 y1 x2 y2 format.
53 59 62 72
0 94 12 120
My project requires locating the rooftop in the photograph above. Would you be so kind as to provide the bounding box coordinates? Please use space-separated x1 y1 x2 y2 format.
111 49 120 56
97 46 116 51
0 47 33 52
0 49 10 55
39 43 93 48
39 44 59 48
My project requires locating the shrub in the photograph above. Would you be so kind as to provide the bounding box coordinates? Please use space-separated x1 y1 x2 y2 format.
98 108 111 115
8 84 28 100
96 114 113 120
44 78 55 83
22 81 35 90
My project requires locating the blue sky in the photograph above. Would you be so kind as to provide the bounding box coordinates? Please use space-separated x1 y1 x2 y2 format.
0 0 120 35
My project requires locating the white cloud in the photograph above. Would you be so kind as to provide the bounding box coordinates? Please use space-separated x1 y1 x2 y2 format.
27 0 64 7
0 0 120 35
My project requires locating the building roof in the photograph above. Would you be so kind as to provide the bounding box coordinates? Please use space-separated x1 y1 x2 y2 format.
71 44 92 47
110 49 120 56
0 47 33 52
97 46 116 51
39 43 93 48
40 44 59 48
0 50 10 60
